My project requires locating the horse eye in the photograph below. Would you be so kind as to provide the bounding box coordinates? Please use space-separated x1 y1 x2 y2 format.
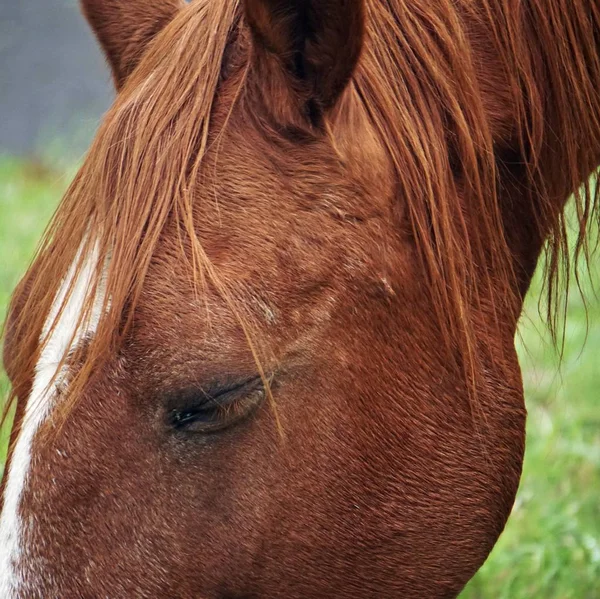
167 376 266 434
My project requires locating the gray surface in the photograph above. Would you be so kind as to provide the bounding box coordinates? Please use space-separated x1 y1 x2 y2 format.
0 0 114 157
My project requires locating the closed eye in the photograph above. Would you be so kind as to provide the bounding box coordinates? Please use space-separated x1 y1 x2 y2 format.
167 375 268 434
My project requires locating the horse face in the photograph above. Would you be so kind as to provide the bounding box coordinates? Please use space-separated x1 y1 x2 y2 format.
1 0 528 597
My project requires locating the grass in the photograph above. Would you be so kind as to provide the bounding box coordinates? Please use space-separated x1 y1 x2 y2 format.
0 157 599 596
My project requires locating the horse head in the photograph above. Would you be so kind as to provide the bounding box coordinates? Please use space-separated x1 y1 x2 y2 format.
1 0 598 596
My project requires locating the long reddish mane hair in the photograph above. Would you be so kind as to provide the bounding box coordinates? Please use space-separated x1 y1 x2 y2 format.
3 0 600 424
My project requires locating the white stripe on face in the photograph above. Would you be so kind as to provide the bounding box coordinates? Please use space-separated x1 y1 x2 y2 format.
0 244 104 597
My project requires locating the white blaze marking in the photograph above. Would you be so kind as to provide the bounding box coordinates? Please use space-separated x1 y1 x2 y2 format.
0 244 104 596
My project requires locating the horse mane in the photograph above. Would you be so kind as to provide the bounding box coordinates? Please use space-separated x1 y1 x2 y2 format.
3 0 600 424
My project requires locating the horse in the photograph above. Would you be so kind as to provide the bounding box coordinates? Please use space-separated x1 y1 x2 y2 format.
0 0 598 596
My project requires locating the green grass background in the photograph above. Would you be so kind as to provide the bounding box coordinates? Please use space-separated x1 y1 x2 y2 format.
0 157 598 597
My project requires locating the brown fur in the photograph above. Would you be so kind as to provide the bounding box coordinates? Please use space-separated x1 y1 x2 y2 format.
81 0 185 88
1 0 599 596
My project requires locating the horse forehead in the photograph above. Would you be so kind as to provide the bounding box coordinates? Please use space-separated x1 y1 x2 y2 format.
139 230 385 324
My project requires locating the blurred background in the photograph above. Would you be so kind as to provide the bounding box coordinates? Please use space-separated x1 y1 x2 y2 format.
0 1 598 597
0 0 112 157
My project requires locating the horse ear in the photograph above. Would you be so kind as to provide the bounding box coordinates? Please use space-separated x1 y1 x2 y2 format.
244 0 365 122
81 0 184 90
